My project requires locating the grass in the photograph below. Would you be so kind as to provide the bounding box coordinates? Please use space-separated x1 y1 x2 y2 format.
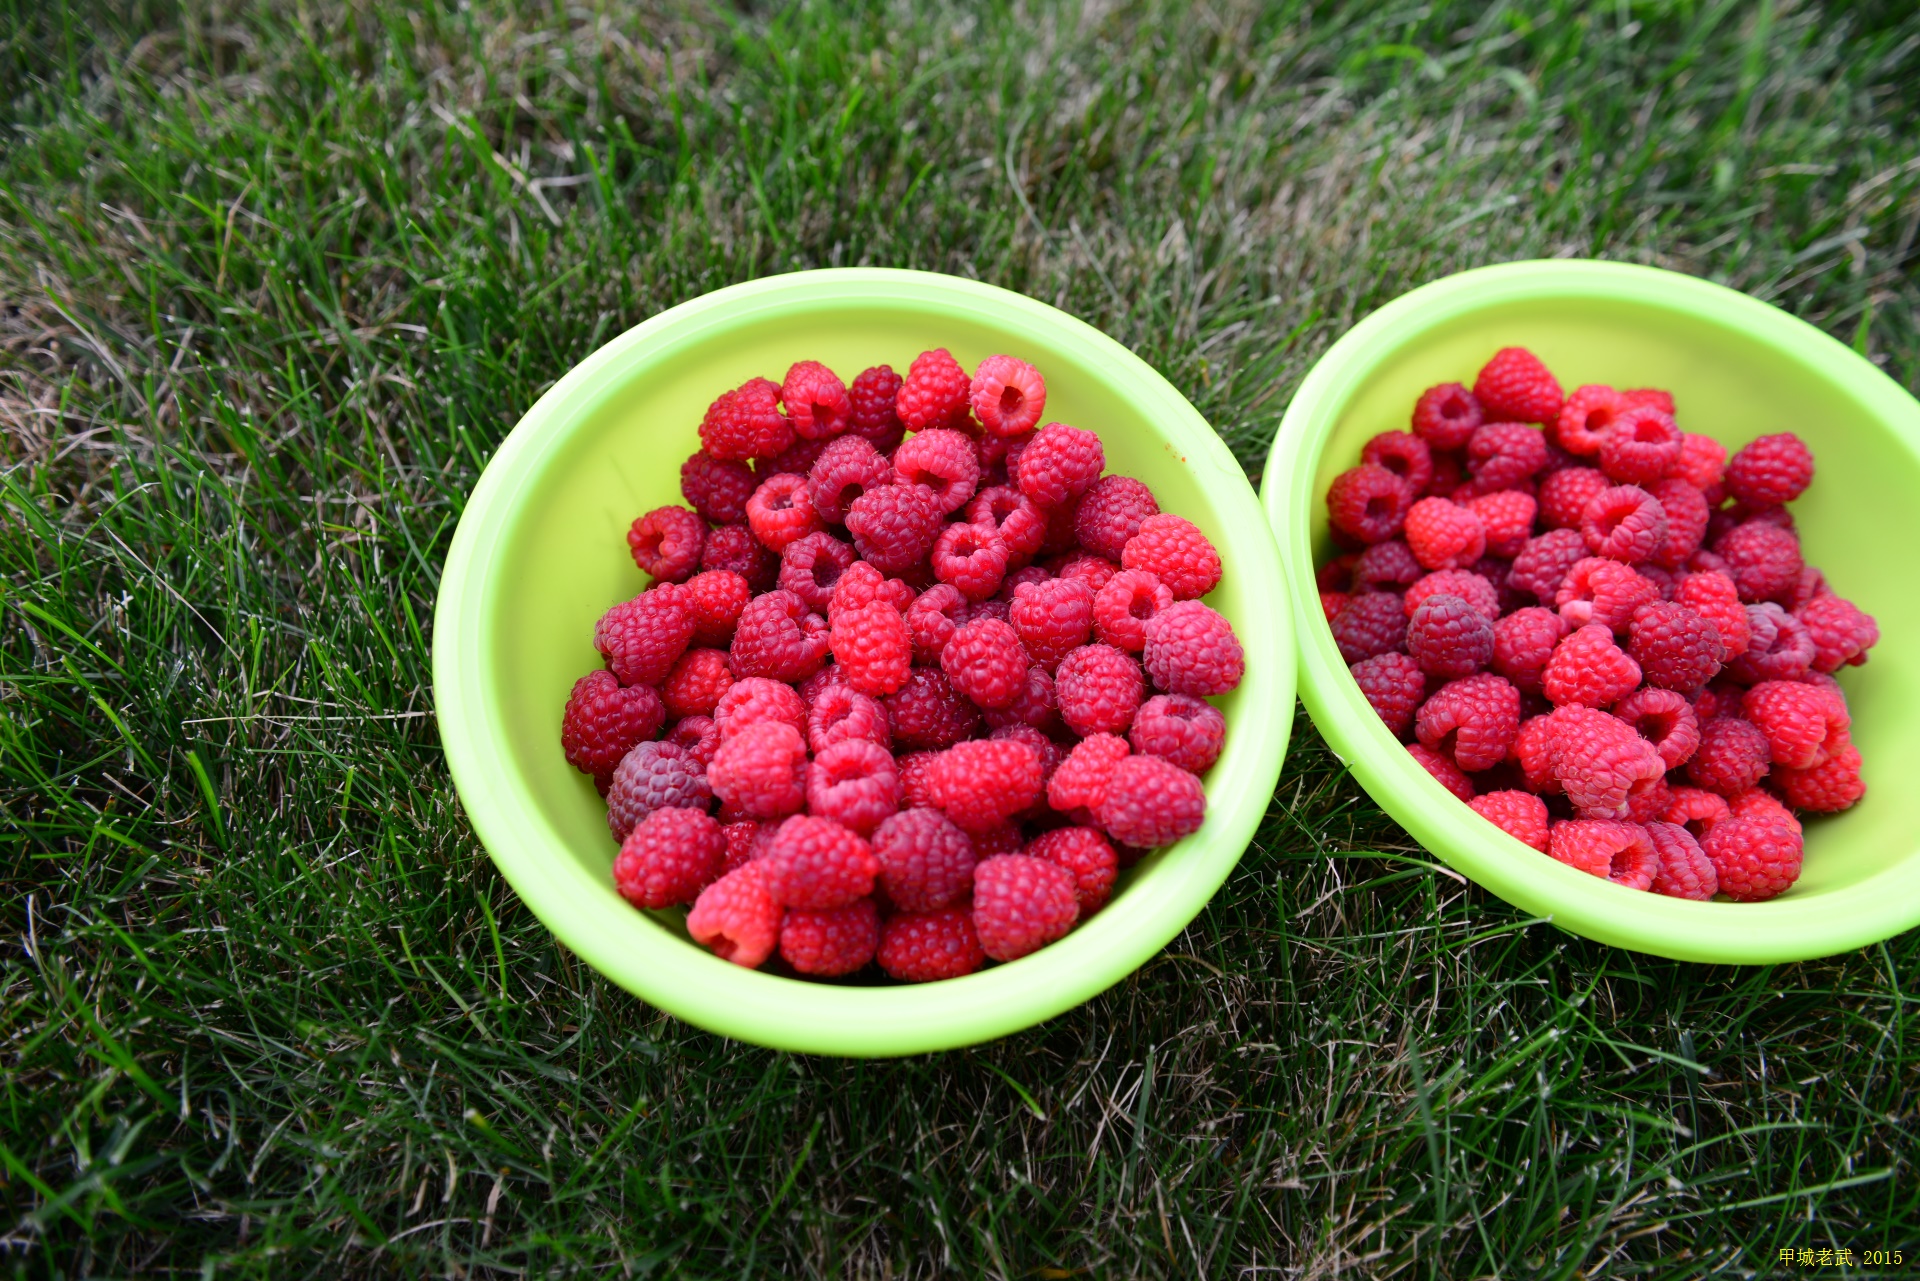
3 0 1920 1274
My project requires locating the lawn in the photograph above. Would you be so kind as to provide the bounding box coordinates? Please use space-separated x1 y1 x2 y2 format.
4 0 1920 1275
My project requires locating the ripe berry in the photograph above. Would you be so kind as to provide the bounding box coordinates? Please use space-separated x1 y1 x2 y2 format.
1774 739 1865 813
777 531 856 612
1120 515 1222 601
1492 606 1568 696
906 583 968 665
895 428 982 514
713 676 806 741
662 648 734 720
925 739 1045 833
805 683 892 754
1473 347 1564 424
1725 432 1813 508
1142 600 1245 697
1727 602 1815 684
1546 705 1665 818
1095 755 1207 849
613 807 726 909
1129 693 1227 774
1050 550 1119 594
931 522 1010 600
759 814 879 910
1509 528 1589 602
1627 601 1726 692
1406 593 1494 679
745 473 824 553
1542 623 1641 708
829 600 913 698
1596 403 1681 485
666 715 721 767
1465 490 1537 558
681 451 758 524
1093 568 1175 653
896 348 972 433
805 737 900 835
1547 819 1658 890
1405 569 1499 621
700 523 779 592
605 740 712 841
1685 716 1772 797
846 482 946 574
687 863 783 968
1029 826 1119 914
595 587 696 687
1056 643 1146 736
1074 475 1160 561
1674 570 1750 658
1354 540 1423 593
982 665 1062 735
782 360 851 441
886 667 982 749
1017 422 1105 509
778 898 879 976
707 720 808 820
1327 465 1415 545
876 908 986 982
1741 680 1849 770
847 364 907 452
972 855 1080 961
969 354 1047 437
1048 733 1131 817
1554 385 1622 456
1416 672 1521 772
1645 479 1709 570
807 435 894 525
1645 821 1718 901
1411 382 1484 450
1799 594 1878 672
1714 521 1803 604
1702 816 1803 902
1010 576 1095 669
1468 790 1550 851
941 618 1029 710
1669 432 1727 491
1466 421 1549 491
1408 742 1475 801
1351 651 1426 737
1555 558 1659 632
1404 497 1487 570
699 377 793 462
871 807 976 912
1581 485 1667 564
563 670 666 781
730 589 829 683
1361 430 1435 496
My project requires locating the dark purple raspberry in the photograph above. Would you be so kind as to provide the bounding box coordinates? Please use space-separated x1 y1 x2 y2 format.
700 523 779 592
1405 593 1494 679
1353 539 1422 592
606 740 712 841
1509 528 1589 602
847 364 907 452
1330 591 1408 664
886 668 982 750
1351 651 1426 738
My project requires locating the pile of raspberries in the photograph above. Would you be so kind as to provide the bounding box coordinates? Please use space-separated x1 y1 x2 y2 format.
1320 346 1878 903
563 349 1244 982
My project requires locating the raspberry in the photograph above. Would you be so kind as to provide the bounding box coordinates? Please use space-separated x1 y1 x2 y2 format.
667 715 721 767
1404 497 1486 570
1542 623 1641 708
1008 576 1095 669
1331 592 1408 665
848 364 907 452
928 522 1008 601
846 482 945 574
1056 643 1146 735
982 665 1062 735
939 617 1029 711
1785 565 1827 612
613 807 725 910
1491 607 1567 696
1613 686 1700 771
1692 679 1743 724
1015 422 1105 509
1049 733 1131 816
1581 485 1669 567
1555 558 1660 632
1668 432 1727 491
1624 773 1674 825
699 377 794 462
1545 705 1664 819
1799 594 1878 672
1350 652 1426 737
745 472 824 554
1050 551 1119 594
1406 593 1494 679
1326 464 1415 545
1473 347 1564 424
605 740 712 840
797 738 895 836
780 360 850 442
1702 816 1802 901
1508 528 1589 603
1029 826 1119 914
1664 786 1729 841
1466 421 1549 491
676 569 747 648
1091 568 1174 653
1596 404 1681 485
1128 693 1227 774
868 807 975 912
1512 714 1560 793
1353 540 1423 593
1067 475 1157 561
622 506 706 587
1638 482 1704 571
1725 432 1813 508
1728 788 1800 834
1463 490 1536 559
1408 742 1475 801
1360 430 1436 497
1095 754 1207 848
713 676 806 742
1035 496 1082 556
1141 600 1244 698
595 588 696 688
709 717 810 818
1405 569 1499 622
886 667 981 749
700 523 779 592
730 590 829 683
964 353 1045 438
926 739 1045 833
1537 467 1609 531
1625 601 1725 693
826 562 916 624
1425 452 1465 497
775 898 878 976
897 751 941 809
1411 382 1484 450
1468 790 1550 851
960 489 1043 565
906 583 969 665
804 684 891 755
971 855 1080 961
1115 514 1220 602
896 348 972 432
661 648 733 720
873 908 983 982
820 599 910 699
1685 716 1772 797
1547 819 1658 890
718 818 763 874
773 531 854 613
893 428 981 514
1775 739 1865 812
1673 570 1750 658
681 451 758 525
1741 680 1849 770
1553 385 1622 456
1416 672 1521 771
687 863 783 968
755 814 877 910
1727 602 1815 684
803 436 890 525
997 564 1051 602
563 670 666 781
989 720 1062 780
1638 821 1716 901
1714 522 1803 604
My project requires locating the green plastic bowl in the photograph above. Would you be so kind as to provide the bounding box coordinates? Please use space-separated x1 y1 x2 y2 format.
1263 259 1920 964
434 268 1292 1056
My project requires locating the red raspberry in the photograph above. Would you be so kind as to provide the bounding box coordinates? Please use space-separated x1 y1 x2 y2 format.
1411 382 1484 450
1799 594 1877 672
897 751 941 809
666 715 721 767
1029 826 1119 914
961 493 1040 568
1405 569 1499 621
1665 786 1730 841
886 668 982 749
906 584 969 666
775 531 855 613
1775 739 1864 812
1129 693 1227 774
687 863 783 968
1473 347 1564 424
1350 652 1426 738
713 676 806 741
719 819 762 874
1542 623 1641 708
928 522 1008 600
595 587 696 687
759 815 879 909
895 428 981 514
1555 558 1659 632
1095 754 1206 848
1674 570 1750 658
1065 475 1155 561
1467 790 1549 851
1547 819 1658 890
876 908 985 982
1702 816 1802 901
679 569 749 648
846 482 945 574
730 589 829 683
1008 576 1094 669
827 562 914 623
1641 821 1717 901
613 807 725 909
1327 464 1415 546
805 684 891 754
1404 497 1486 570
743 473 822 553
707 719 808 820
1512 713 1560 793
972 855 1079 961
1353 540 1422 593
1416 672 1521 771
1406 593 1494 679
824 599 911 699
781 360 850 442
804 738 899 836
1408 742 1475 801
1668 432 1727 491
605 740 712 840
681 450 758 524
777 898 878 976
1091 568 1174 653
661 648 733 720
1626 602 1726 692
562 670 666 781
699 377 793 462
1685 716 1772 797
939 617 1028 711
1491 606 1567 696
1538 466 1610 531
1741 680 1849 770
626 503 709 585
1142 600 1244 698
1728 788 1800 834
1545 705 1664 819
896 348 972 432
1462 490 1535 559
1725 432 1813 508
1508 528 1589 603
1048 733 1130 817
1329 592 1407 665
1050 551 1119 594
1596 404 1681 485
871 808 976 912
1553 385 1622 456
1580 485 1667 565
1055 643 1146 735
1714 521 1802 604
1465 421 1549 491
926 739 1044 833
967 354 1046 437
759 435 827 478
1613 686 1700 771
848 364 907 452
700 523 779 592
1624 773 1675 825
982 665 1062 735
805 435 892 525
1642 480 1707 570
1727 602 1815 684
1117 514 1221 601
1016 422 1105 509
1785 565 1828 612
1357 431 1434 498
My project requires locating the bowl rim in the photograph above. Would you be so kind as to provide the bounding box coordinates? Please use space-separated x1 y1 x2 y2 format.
1263 257 1920 964
434 267 1293 1055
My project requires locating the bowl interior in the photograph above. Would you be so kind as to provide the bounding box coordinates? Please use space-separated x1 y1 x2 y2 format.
1267 261 1920 961
437 270 1292 1054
